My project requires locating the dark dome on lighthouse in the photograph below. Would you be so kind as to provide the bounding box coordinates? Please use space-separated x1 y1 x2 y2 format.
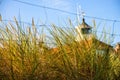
78 18 92 34
80 18 92 29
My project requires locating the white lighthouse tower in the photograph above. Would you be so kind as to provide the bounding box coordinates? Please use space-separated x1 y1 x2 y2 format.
75 6 93 41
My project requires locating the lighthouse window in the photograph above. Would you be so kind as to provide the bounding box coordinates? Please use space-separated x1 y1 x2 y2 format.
81 28 92 34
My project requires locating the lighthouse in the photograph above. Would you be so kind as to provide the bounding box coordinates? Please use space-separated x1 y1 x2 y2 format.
76 18 92 41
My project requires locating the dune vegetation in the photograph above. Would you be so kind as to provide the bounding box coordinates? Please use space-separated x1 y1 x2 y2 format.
0 17 120 80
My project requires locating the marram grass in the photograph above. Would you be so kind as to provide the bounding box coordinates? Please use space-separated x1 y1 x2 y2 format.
0 18 120 80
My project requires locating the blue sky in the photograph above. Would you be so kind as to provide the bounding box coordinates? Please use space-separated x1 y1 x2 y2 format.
0 0 120 44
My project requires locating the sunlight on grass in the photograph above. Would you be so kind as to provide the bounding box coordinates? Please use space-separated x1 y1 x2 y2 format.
0 17 120 80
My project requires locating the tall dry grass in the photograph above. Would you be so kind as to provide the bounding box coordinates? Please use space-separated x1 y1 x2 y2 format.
0 17 120 80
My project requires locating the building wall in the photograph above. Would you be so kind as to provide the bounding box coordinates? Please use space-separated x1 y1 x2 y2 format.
114 43 120 54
